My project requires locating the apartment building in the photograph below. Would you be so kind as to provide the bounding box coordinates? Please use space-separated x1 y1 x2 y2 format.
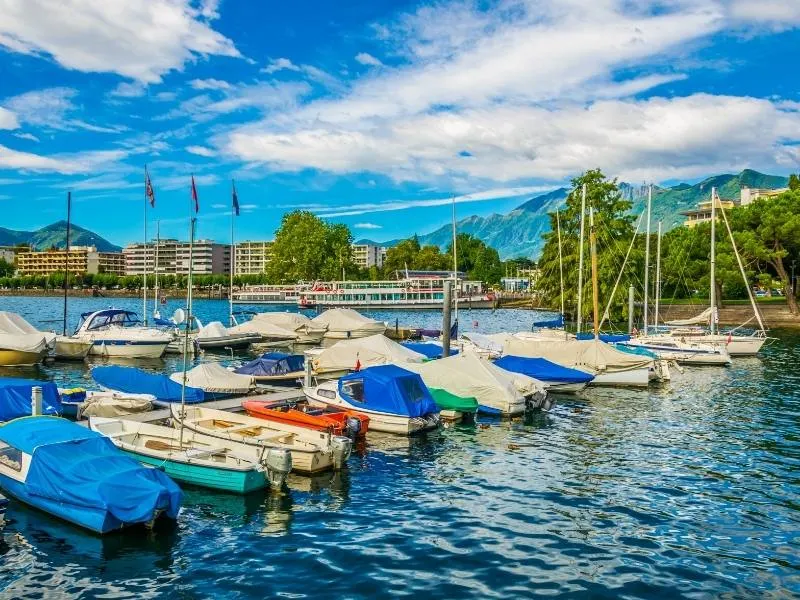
740 186 789 206
16 246 126 276
234 240 273 275
124 239 231 275
353 243 385 269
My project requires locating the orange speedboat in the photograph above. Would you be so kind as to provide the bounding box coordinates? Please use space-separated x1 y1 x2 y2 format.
242 400 370 440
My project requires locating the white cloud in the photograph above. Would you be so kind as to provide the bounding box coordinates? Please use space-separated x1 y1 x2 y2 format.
353 222 383 229
727 0 800 28
0 107 19 129
261 58 301 74
13 132 39 142
0 144 127 174
355 52 383 66
0 0 240 83
109 81 146 98
190 78 232 91
4 87 124 133
186 145 216 157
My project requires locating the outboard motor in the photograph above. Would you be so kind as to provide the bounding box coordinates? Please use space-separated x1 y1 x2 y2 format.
344 416 361 440
330 436 353 470
263 448 292 490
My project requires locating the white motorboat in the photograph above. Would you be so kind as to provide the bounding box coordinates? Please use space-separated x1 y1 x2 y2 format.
53 336 93 360
303 365 441 435
310 309 386 340
73 309 172 359
620 337 732 365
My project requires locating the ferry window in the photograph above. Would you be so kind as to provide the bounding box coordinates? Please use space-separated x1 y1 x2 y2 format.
0 442 22 472
341 380 365 403
319 389 336 400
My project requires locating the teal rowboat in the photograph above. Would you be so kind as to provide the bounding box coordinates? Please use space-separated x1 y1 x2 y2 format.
89 417 292 494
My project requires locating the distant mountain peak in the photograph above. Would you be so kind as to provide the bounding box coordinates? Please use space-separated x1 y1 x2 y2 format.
0 222 121 252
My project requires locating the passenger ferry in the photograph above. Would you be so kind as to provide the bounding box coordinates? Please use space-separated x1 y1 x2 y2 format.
232 285 306 305
298 273 495 310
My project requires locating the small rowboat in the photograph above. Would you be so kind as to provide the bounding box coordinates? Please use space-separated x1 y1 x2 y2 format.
242 400 369 440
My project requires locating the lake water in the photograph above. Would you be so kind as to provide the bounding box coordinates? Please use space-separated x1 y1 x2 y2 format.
0 295 798 598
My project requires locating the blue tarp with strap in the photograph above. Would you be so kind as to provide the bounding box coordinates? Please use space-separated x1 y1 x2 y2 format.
576 332 632 343
0 417 182 523
532 314 564 329
401 342 458 359
338 365 438 417
235 352 305 376
0 378 61 421
92 366 205 403
494 355 594 384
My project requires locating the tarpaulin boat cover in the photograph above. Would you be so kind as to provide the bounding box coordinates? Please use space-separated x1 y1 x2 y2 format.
92 366 205 403
0 417 181 522
401 342 458 359
575 332 632 343
0 378 61 420
228 318 297 339
0 332 49 355
532 314 564 329
338 365 438 418
461 332 506 354
0 312 55 345
169 363 253 395
312 334 425 373
235 352 305 376
310 309 386 337
503 338 652 374
429 388 478 413
494 356 594 384
79 393 153 418
196 321 231 340
403 352 541 409
665 306 713 326
250 312 324 334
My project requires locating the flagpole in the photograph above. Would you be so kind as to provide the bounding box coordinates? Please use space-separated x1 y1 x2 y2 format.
154 220 160 319
142 166 149 326
63 191 71 336
229 179 235 326
180 176 197 448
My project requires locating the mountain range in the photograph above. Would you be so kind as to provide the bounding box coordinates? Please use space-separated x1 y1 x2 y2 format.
0 221 122 252
360 169 790 260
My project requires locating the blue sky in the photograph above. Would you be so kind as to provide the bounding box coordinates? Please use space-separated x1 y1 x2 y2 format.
0 0 799 248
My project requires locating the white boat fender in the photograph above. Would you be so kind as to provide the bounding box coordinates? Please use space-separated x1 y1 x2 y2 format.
331 436 353 470
263 448 292 490
344 416 362 440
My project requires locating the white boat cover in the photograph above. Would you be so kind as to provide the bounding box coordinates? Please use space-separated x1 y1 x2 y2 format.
503 338 652 374
311 309 386 336
461 332 506 354
169 363 254 394
312 334 425 373
0 332 49 354
228 318 297 340
403 352 543 409
251 312 325 334
80 392 154 418
664 307 713 326
0 311 55 345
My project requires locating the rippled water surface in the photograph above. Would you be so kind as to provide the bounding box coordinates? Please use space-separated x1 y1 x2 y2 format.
0 296 799 598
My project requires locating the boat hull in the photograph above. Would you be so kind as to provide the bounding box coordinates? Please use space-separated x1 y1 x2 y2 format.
88 340 169 358
0 349 45 367
196 335 258 351
53 338 93 360
590 367 650 388
127 452 266 494
543 381 588 394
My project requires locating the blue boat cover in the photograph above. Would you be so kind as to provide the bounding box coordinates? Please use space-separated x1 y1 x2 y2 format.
338 364 438 417
494 355 594 384
532 314 564 329
92 366 204 403
401 342 458 359
0 378 62 421
235 352 305 377
0 417 182 523
576 332 632 343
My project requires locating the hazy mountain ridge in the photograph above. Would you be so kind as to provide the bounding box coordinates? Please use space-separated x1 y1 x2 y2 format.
0 221 122 252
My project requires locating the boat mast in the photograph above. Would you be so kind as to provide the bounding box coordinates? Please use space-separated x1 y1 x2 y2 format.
451 195 458 322
154 221 160 319
576 183 587 333
556 208 565 322
643 184 652 334
62 191 71 336
143 166 148 326
654 220 662 331
180 199 196 448
710 187 716 336
229 179 236 326
590 205 600 339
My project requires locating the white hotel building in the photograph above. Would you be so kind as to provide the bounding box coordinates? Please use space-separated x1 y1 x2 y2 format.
123 239 231 276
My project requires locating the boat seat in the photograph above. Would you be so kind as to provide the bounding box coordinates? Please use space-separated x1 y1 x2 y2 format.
254 432 296 443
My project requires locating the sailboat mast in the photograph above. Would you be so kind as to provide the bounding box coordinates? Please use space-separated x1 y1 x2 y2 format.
590 205 600 339
451 195 458 322
229 180 235 326
576 183 587 333
143 167 148 326
655 220 662 331
154 221 160 317
180 214 195 448
643 184 652 334
710 187 717 336
62 191 71 336
556 209 565 320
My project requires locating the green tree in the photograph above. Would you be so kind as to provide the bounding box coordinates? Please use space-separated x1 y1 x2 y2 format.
0 258 14 277
789 173 800 191
383 236 421 277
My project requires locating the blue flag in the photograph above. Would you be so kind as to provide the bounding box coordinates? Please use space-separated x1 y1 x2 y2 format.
232 180 239 216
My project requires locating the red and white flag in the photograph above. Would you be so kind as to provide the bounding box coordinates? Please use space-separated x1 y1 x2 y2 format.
191 175 199 213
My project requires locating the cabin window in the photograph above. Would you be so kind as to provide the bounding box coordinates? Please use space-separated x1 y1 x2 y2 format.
0 442 22 472
319 389 336 400
341 380 365 403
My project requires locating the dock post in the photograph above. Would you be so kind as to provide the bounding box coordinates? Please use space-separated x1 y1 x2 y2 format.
31 386 42 416
628 285 635 333
442 281 452 357
304 354 312 388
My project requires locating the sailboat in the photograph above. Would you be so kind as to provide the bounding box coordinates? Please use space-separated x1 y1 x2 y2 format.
646 188 767 356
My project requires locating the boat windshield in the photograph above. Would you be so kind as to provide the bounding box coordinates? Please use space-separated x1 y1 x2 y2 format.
80 310 143 332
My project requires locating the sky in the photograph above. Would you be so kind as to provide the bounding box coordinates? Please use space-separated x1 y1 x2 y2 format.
0 0 799 248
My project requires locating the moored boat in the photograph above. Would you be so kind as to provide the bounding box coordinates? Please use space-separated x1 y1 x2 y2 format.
303 365 440 435
89 417 292 493
311 334 425 378
0 311 52 366
195 321 261 351
169 363 254 399
234 353 306 385
73 309 172 359
92 365 205 404
310 309 387 340
170 404 352 473
494 355 594 393
59 388 154 420
53 336 93 360
242 399 369 440
0 378 62 421
0 417 182 534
